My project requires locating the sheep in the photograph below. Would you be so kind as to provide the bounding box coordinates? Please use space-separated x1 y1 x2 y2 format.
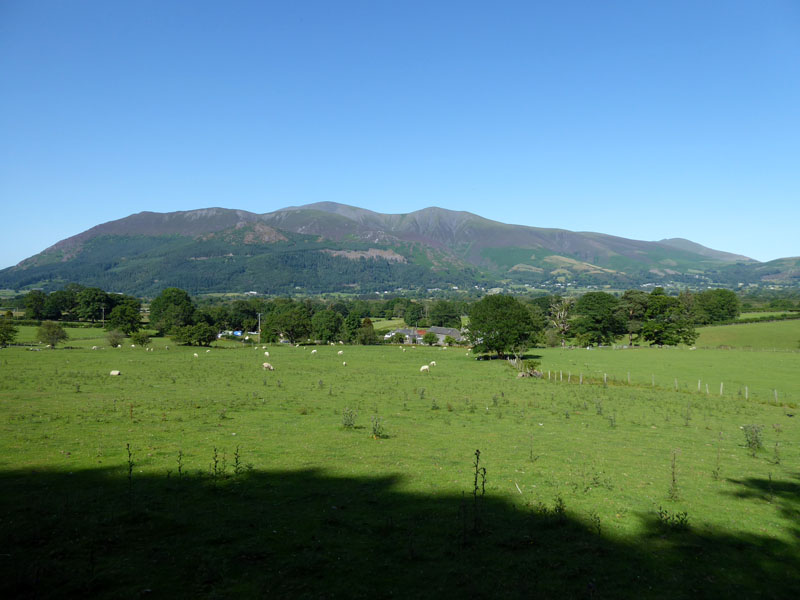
339 341 344 345
264 351 270 357
337 350 344 356
109 370 121 376
311 349 317 355
419 365 430 373
206 349 211 353
193 353 199 358
262 362 274 371
429 361 436 366
342 361 347 366
92 346 98 350
131 344 136 348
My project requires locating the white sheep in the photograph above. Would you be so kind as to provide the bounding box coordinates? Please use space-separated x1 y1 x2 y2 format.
264 351 270 357
92 346 98 350
131 344 135 348
429 361 436 367
193 353 199 358
311 349 317 355
206 349 211 353
337 350 344 356
342 361 347 366
109 370 121 376
420 365 430 373
262 362 274 371
339 341 344 345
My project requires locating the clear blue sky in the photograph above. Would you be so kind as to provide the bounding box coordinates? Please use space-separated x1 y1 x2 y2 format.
2 0 799 269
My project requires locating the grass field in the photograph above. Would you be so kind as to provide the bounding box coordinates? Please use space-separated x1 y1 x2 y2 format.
1 328 799 598
696 319 800 351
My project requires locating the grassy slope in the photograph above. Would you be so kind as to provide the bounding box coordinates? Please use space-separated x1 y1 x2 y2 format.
697 319 800 350
1 336 798 597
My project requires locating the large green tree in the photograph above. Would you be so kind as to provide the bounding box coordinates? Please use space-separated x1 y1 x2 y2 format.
106 304 142 334
311 309 343 343
149 288 195 335
641 288 698 346
693 289 740 324
0 317 18 346
76 287 110 322
429 300 461 328
263 302 311 343
573 292 625 346
37 321 68 348
617 290 649 345
24 290 47 320
467 294 536 358
404 302 424 327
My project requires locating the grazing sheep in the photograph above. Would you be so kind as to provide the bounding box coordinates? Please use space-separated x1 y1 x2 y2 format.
165 346 169 350
339 341 344 345
109 370 121 376
193 353 199 358
429 361 436 367
131 344 135 348
92 346 98 350
264 351 270 357
337 350 344 356
262 362 274 371
262 346 267 349
311 349 317 355
342 361 347 366
420 365 430 373
206 349 211 353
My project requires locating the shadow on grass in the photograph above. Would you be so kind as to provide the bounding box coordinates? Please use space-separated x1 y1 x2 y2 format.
1 465 798 599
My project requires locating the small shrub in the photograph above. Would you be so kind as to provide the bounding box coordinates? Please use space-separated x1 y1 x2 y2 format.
341 407 357 429
656 506 689 531
107 329 125 348
742 424 764 456
370 415 385 439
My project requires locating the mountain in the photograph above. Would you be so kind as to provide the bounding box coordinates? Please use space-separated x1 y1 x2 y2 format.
1 203 793 296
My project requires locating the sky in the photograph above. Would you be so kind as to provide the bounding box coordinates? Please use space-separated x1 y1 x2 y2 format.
1 0 799 269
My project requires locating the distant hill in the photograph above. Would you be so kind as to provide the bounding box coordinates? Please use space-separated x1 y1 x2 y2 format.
1 203 794 296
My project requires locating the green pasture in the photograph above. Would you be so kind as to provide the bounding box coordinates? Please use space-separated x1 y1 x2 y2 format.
1 337 798 597
697 318 800 351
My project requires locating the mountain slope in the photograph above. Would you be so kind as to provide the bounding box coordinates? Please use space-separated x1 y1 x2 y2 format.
1 203 792 296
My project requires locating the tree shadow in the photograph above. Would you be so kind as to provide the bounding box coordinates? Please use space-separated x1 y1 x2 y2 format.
1 466 798 599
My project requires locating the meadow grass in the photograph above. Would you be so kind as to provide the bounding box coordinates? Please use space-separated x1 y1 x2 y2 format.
696 319 800 351
1 339 798 597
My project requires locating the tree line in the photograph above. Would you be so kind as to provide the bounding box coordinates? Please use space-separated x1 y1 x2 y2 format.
1 285 741 351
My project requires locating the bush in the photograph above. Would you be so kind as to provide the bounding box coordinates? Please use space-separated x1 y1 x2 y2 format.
130 330 152 347
106 330 125 348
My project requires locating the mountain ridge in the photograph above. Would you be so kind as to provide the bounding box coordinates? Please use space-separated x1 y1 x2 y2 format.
2 203 795 296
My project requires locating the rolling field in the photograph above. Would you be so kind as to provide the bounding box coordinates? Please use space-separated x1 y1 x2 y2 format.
696 318 800 351
1 329 799 598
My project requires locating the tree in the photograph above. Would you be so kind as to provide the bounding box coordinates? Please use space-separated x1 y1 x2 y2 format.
422 331 439 346
24 290 47 320
106 330 125 348
0 317 18 346
549 298 574 347
467 295 535 358
404 303 424 327
311 309 343 343
573 292 625 346
429 300 461 328
355 318 378 345
106 304 141 334
617 290 649 345
694 289 740 324
641 289 698 346
149 288 195 335
76 287 109 322
172 323 217 346
263 302 311 343
130 330 151 347
37 321 68 348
